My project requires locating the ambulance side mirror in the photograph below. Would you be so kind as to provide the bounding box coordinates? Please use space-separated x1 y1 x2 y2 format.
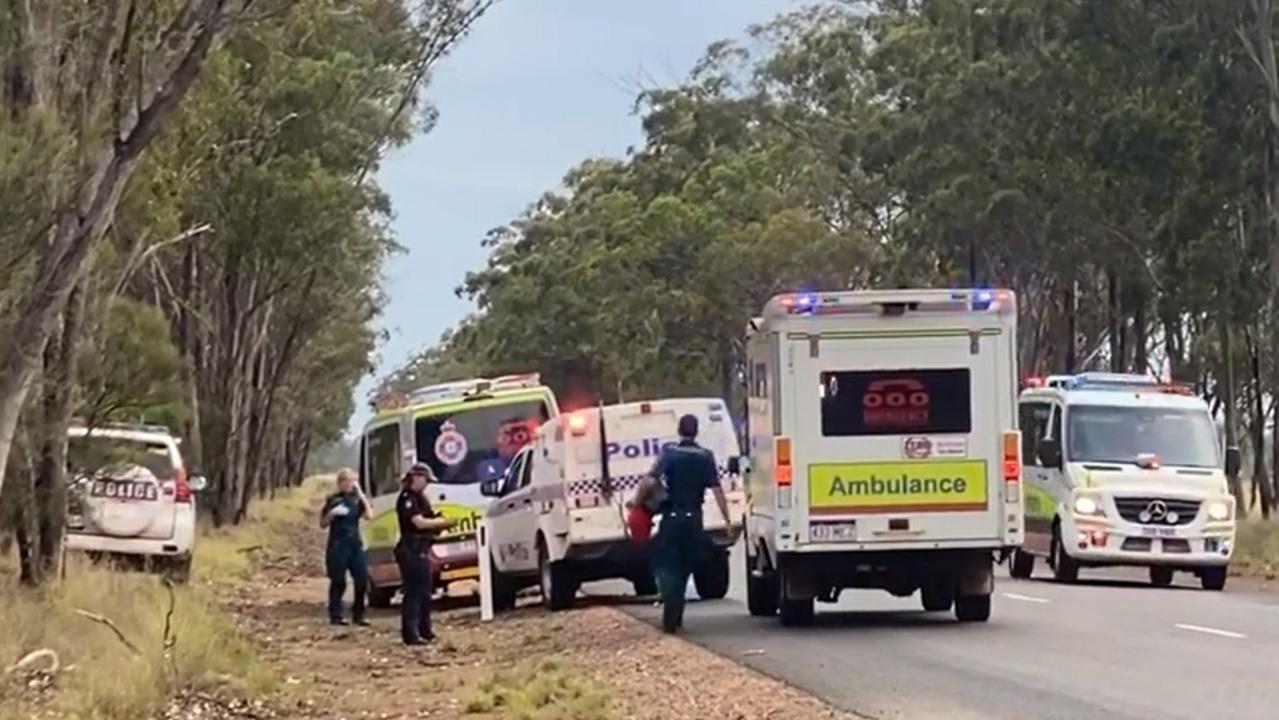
1225 446 1241 478
480 479 504 498
1037 439 1063 469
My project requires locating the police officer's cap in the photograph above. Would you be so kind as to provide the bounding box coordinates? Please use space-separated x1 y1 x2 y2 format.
678 414 699 438
408 462 434 480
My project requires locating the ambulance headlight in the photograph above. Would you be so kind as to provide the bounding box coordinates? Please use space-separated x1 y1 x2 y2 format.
1073 494 1103 516
1207 500 1232 522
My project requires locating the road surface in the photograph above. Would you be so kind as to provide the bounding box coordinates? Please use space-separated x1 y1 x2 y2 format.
591 544 1279 720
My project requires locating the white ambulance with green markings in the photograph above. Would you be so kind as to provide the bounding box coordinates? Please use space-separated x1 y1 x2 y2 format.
742 288 1023 626
359 374 558 606
1012 373 1237 590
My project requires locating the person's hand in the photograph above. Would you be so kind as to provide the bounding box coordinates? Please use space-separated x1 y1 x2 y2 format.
329 504 350 518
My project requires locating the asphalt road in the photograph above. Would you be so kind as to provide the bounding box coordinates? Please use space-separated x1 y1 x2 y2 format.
589 543 1279 720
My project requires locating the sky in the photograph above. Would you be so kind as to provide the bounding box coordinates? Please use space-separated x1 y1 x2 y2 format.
352 0 802 431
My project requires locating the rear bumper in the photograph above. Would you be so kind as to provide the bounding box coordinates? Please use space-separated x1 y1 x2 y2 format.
65 533 190 558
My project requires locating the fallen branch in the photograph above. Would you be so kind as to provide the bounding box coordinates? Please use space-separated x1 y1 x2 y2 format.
5 648 60 676
236 545 265 554
162 578 179 677
74 609 142 656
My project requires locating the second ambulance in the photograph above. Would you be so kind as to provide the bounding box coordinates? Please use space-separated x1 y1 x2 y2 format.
1013 372 1238 590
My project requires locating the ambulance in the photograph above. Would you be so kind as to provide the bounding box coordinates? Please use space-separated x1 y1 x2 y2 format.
743 289 1023 625
482 398 748 611
1013 372 1238 590
359 374 558 606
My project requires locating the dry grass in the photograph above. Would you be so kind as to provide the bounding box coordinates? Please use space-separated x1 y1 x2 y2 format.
1234 519 1279 579
0 480 328 720
465 659 614 720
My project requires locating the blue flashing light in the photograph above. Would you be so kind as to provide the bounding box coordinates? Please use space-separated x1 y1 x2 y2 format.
972 289 995 310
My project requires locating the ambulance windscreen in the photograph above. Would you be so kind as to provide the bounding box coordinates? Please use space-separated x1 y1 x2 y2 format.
820 369 972 437
414 401 550 485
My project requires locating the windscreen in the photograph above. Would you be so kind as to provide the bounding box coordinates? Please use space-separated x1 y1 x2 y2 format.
1067 405 1219 468
820 369 972 436
68 436 174 480
415 401 551 486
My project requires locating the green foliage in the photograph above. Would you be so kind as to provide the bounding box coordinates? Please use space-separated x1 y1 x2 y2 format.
77 297 186 427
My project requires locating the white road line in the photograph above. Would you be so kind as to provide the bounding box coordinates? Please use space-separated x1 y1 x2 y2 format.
1174 623 1246 639
1002 592 1051 604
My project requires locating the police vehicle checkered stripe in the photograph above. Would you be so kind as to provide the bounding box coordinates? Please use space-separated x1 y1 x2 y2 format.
567 466 733 496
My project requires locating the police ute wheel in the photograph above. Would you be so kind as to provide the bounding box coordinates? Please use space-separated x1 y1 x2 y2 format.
492 554 518 612
630 570 658 598
1009 549 1035 580
746 553 779 617
694 551 731 600
538 541 577 611
368 583 396 609
1200 566 1227 591
1149 566 1174 588
954 593 991 623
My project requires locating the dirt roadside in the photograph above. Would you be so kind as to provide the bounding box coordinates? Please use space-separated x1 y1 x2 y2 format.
189 496 856 720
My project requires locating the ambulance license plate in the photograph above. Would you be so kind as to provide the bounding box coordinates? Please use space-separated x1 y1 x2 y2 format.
810 521 857 542
1141 527 1179 538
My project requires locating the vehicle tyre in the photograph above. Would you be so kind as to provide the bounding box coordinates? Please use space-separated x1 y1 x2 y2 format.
1149 566 1174 587
954 593 992 623
538 540 578 611
368 583 397 609
1009 549 1035 580
492 555 518 612
1200 566 1227 591
1050 525 1079 583
630 569 658 597
160 555 192 584
693 550 730 600
777 568 815 627
746 551 779 617
920 583 955 612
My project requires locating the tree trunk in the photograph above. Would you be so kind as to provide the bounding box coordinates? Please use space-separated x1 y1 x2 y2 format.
33 278 88 579
1248 332 1272 517
1221 320 1246 513
1064 283 1077 373
1133 285 1148 374
1107 272 1122 371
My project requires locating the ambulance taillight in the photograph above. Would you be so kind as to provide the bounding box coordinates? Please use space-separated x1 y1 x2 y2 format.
1003 431 1021 502
568 414 588 437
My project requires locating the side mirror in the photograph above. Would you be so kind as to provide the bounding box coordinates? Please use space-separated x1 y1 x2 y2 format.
1225 446 1242 478
1037 439 1063 469
188 475 208 492
480 479 503 498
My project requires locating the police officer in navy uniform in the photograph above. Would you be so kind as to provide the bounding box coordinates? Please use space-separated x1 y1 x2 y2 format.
319 468 371 626
648 414 731 634
395 463 456 645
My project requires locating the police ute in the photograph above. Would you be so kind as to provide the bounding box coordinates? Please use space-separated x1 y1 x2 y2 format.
482 398 748 611
743 288 1023 625
1013 372 1239 590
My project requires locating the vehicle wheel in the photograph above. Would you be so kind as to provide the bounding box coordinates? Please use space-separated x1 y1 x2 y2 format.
1149 566 1174 587
630 569 658 597
1200 566 1227 591
746 551 779 617
693 550 730 600
492 555 518 612
158 556 192 584
1050 525 1079 583
538 540 578 611
777 569 815 627
954 593 992 623
921 583 955 612
368 583 396 609
1009 549 1035 580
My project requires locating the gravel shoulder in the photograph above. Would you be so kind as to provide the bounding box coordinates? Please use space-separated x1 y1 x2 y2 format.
203 494 856 720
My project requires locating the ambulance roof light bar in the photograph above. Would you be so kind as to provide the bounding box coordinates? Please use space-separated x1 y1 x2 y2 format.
405 373 543 406
767 288 1015 318
1022 372 1195 395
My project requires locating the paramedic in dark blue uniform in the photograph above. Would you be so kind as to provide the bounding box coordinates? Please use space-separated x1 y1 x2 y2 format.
319 468 371 626
648 414 731 634
395 463 456 645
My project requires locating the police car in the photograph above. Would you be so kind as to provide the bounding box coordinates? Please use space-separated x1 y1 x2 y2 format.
1013 372 1239 590
481 398 747 611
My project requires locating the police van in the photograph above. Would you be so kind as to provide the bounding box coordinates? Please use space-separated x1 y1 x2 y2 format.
482 398 748 611
1013 372 1239 590
743 289 1023 625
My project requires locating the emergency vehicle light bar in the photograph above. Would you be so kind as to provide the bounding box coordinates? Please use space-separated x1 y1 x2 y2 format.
767 288 1015 317
1021 372 1195 396
404 373 543 406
